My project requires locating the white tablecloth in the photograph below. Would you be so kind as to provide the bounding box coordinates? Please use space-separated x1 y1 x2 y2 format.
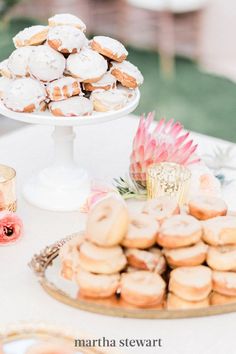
0 115 236 354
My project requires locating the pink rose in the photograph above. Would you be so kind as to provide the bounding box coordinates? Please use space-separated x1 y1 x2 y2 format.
0 212 23 245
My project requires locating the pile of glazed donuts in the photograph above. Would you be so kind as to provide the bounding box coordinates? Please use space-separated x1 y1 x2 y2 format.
0 14 143 117
59 194 236 309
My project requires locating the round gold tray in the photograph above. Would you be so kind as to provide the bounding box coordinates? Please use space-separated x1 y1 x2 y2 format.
29 233 236 319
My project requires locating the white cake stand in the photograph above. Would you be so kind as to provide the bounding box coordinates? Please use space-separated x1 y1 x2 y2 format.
0 90 140 211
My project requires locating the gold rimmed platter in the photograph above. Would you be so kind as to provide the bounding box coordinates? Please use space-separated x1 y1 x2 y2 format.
29 232 236 319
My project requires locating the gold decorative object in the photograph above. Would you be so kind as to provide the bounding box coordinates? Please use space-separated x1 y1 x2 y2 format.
29 233 236 319
0 164 17 212
146 162 191 205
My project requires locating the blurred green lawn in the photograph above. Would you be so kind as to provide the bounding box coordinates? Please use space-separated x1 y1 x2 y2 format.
1 17 236 142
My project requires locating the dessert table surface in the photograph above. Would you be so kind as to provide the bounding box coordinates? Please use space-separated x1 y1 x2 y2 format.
0 114 236 354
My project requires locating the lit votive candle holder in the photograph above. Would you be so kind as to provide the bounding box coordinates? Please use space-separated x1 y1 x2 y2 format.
0 164 17 212
146 162 191 206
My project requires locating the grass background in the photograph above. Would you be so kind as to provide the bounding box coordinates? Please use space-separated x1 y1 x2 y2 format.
1 17 236 142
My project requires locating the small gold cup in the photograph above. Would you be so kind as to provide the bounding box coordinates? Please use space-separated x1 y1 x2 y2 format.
147 162 191 206
0 164 17 212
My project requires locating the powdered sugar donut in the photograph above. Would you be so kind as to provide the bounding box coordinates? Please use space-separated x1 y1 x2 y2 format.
47 25 86 54
203 216 236 246
212 271 236 296
86 196 129 247
164 241 208 268
13 25 48 48
46 77 81 101
28 45 65 82
49 96 93 117
59 233 85 280
3 77 46 112
48 13 86 32
125 247 166 274
76 268 120 298
91 89 128 112
66 48 108 83
0 59 13 78
25 341 75 354
122 212 159 249
167 293 209 310
169 266 212 301
189 195 227 220
207 245 236 271
83 72 116 91
143 196 180 224
0 77 11 99
79 241 127 274
157 215 202 249
111 60 143 88
7 46 33 77
120 271 166 307
91 36 128 62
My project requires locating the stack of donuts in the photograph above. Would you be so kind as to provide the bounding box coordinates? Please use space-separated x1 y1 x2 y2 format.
0 13 143 117
59 193 236 310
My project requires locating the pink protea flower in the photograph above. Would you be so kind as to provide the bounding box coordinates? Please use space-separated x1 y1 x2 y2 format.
0 212 23 245
130 113 200 186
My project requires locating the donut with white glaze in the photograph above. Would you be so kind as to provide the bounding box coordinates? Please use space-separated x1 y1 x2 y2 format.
66 47 108 83
189 195 227 220
46 77 81 101
91 36 128 62
125 247 166 274
91 89 128 112
111 60 143 88
142 196 180 224
13 25 48 48
48 13 86 32
79 241 127 274
7 46 33 77
28 45 65 82
3 77 46 113
83 72 116 91
207 244 236 271
120 271 166 307
86 196 129 247
202 216 236 246
210 292 236 306
49 96 93 117
0 77 12 99
167 292 209 310
212 271 236 296
47 25 86 54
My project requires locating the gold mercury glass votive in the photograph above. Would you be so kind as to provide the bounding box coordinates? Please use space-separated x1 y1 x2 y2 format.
0 164 17 212
146 162 191 206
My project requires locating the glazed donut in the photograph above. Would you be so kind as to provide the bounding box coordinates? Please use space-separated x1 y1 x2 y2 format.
169 266 212 301
210 292 236 306
66 48 108 83
46 77 81 101
157 214 202 249
91 89 128 112
3 77 46 113
189 195 227 220
0 77 11 99
203 216 236 246
120 271 166 307
7 46 33 77
122 212 159 249
83 72 116 92
76 268 120 298
142 196 180 224
111 60 143 88
207 245 236 271
48 13 86 32
28 45 65 82
167 293 209 310
59 233 85 280
117 83 134 98
163 241 208 268
79 241 127 274
0 59 13 78
91 36 128 62
49 96 93 117
13 25 48 48
212 271 236 296
25 341 75 354
86 196 129 247
125 247 166 274
47 25 86 54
